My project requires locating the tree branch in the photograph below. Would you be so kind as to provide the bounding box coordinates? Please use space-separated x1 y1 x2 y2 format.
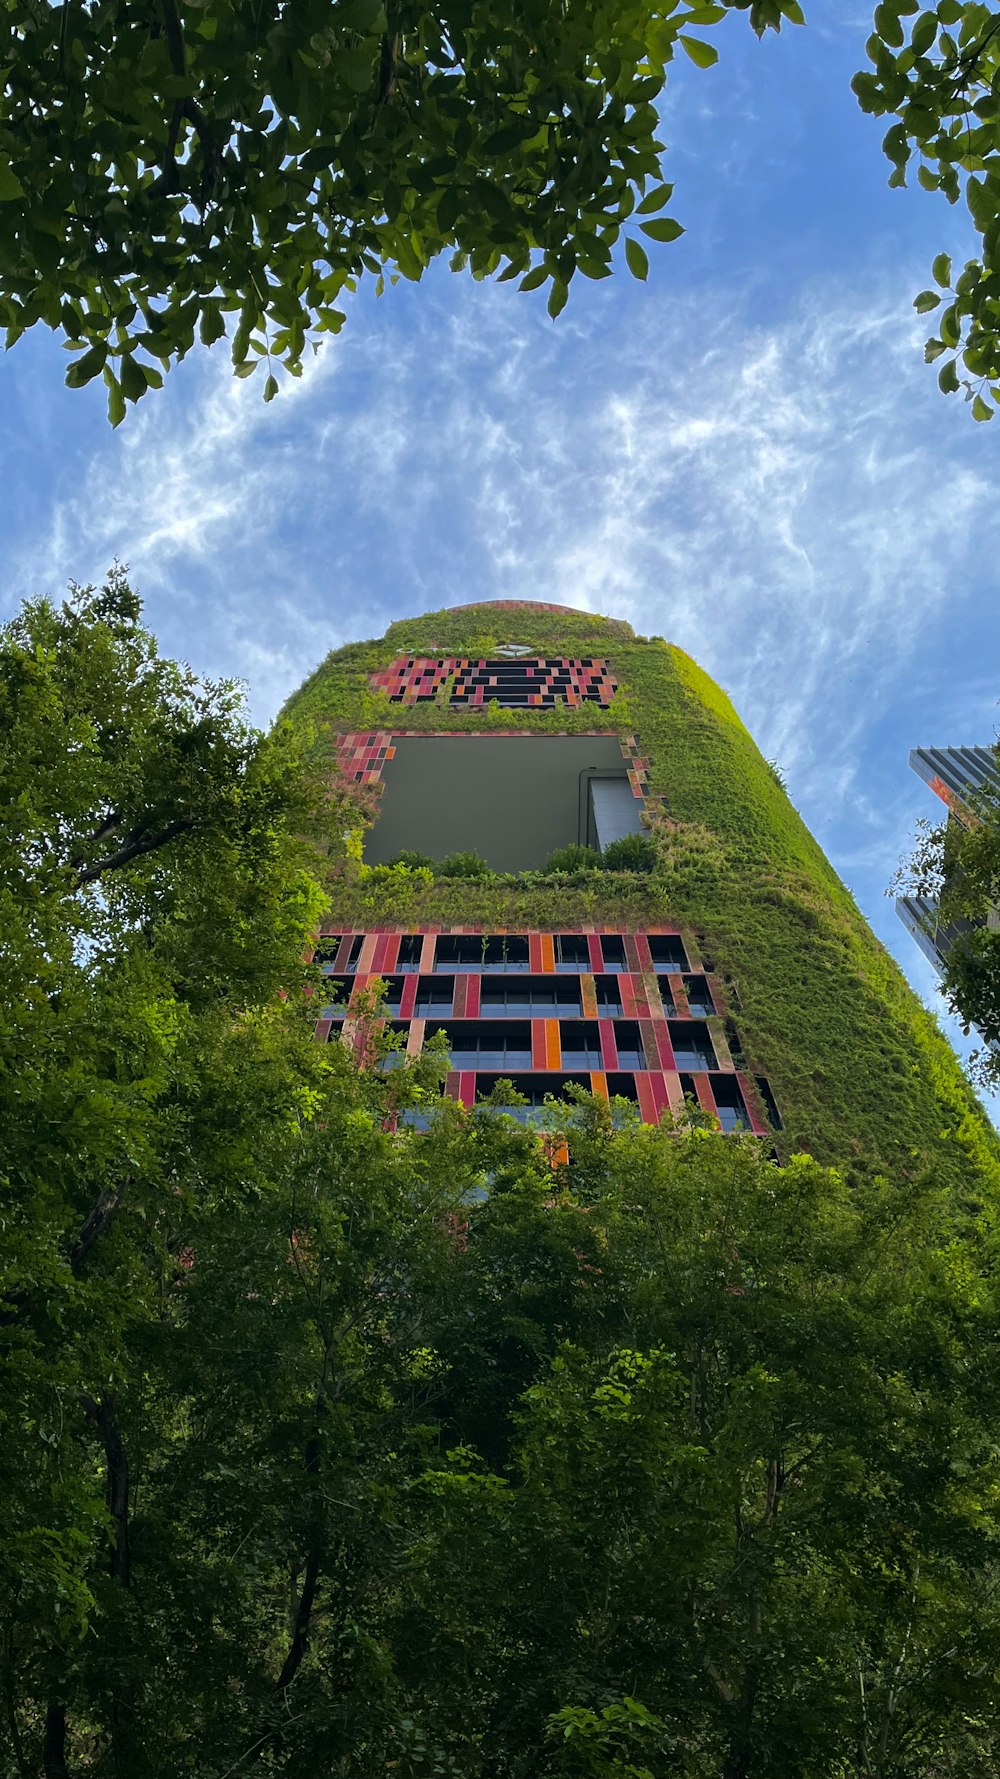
67 1181 129 1274
81 1391 131 1586
74 817 197 886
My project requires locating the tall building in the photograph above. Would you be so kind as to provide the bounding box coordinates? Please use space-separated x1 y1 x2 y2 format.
285 602 999 1184
897 744 1000 975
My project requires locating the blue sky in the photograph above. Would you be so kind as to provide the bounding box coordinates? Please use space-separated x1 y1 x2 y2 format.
2 1 997 1102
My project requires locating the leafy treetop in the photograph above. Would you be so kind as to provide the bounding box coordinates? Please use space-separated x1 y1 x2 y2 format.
0 0 802 422
855 0 1000 419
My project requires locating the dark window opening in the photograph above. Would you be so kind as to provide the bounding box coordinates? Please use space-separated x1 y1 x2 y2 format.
397 935 423 973
678 1072 698 1104
482 936 530 971
481 977 582 1015
554 934 590 972
711 1075 751 1132
606 1072 638 1103
725 1019 745 1064
612 1020 646 1069
655 975 677 1016
475 1073 592 1120
648 935 688 972
334 934 363 973
321 976 354 1016
433 935 530 972
668 1021 717 1071
594 978 623 1016
428 1021 533 1068
600 935 627 972
755 1076 783 1130
683 974 716 1016
724 974 743 1011
313 938 342 971
559 1021 603 1068
414 977 454 1015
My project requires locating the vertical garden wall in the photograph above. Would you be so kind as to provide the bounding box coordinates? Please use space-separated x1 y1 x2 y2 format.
282 600 1000 1193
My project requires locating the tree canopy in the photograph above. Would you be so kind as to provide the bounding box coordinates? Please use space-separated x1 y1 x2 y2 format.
0 0 803 421
5 584 1000 1777
855 0 1000 419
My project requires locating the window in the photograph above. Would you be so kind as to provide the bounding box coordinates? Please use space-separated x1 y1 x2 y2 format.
755 1076 783 1130
321 976 354 1016
414 977 454 1015
600 935 627 972
668 1021 717 1071
648 935 688 972
554 934 590 972
433 936 482 972
612 1021 646 1069
397 935 423 973
683 974 716 1017
481 977 582 1016
606 1072 639 1123
428 1021 533 1068
315 934 363 973
711 1076 751 1132
655 975 677 1016
594 978 623 1016
433 935 530 972
482 936 530 971
559 1021 603 1068
475 1073 592 1121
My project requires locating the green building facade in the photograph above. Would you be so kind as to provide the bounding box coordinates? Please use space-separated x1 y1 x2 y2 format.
284 599 998 1190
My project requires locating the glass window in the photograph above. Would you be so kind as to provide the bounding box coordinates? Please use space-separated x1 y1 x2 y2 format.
480 976 582 1016
320 976 354 1016
594 978 623 1016
559 1021 602 1068
655 975 677 1016
312 938 342 972
554 935 590 972
433 935 530 973
613 1021 646 1069
600 936 627 972
475 1073 592 1120
648 935 688 972
711 1076 751 1132
755 1076 783 1130
683 974 716 1017
397 935 423 973
414 977 454 1014
668 1021 717 1071
342 935 364 973
427 1021 533 1069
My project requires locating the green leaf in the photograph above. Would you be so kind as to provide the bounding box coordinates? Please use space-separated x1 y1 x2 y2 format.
679 35 719 68
636 183 674 216
106 374 126 427
913 290 940 312
938 357 960 393
972 393 994 420
519 264 548 292
65 344 107 388
932 252 952 288
119 353 147 403
264 374 279 402
0 164 24 201
911 10 938 54
547 279 569 319
625 236 649 281
639 216 685 243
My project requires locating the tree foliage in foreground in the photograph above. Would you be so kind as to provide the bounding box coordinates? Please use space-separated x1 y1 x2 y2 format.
0 0 803 421
894 744 1000 1086
856 0 1000 419
5 583 1000 1778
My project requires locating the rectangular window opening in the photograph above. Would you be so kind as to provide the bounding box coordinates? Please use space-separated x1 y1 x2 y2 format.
711 1075 751 1132
612 1020 645 1069
648 935 688 972
559 1020 603 1068
755 1076 783 1130
668 1021 717 1071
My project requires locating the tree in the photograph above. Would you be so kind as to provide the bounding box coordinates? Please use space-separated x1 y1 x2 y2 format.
0 0 803 422
855 1 1000 419
893 746 1000 1085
